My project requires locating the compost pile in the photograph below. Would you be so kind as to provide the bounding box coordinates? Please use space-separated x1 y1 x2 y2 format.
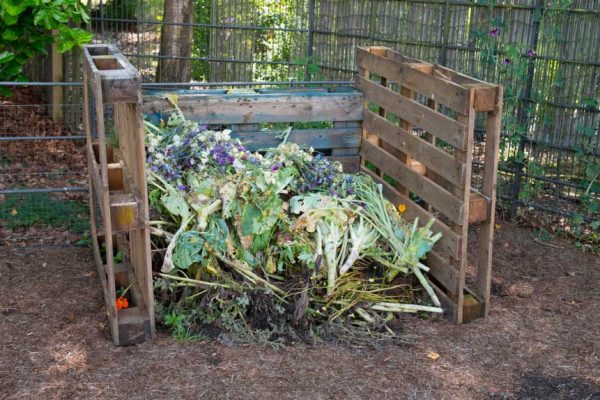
146 96 443 343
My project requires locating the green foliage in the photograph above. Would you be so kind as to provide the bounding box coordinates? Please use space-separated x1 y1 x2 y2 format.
191 0 317 82
472 0 598 250
163 310 204 340
0 0 93 84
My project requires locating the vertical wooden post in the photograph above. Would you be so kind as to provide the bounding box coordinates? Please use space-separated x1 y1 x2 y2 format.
50 30 63 122
452 101 475 324
476 86 503 317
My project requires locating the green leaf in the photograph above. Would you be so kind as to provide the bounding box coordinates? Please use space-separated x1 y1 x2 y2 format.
0 51 15 64
161 191 191 220
33 8 52 28
1 28 19 41
173 231 205 270
240 203 261 236
2 0 37 17
0 8 19 25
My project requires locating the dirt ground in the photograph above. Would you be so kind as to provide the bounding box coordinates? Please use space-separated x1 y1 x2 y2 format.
1 222 599 400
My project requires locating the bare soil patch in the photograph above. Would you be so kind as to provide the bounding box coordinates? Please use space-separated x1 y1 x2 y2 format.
1 222 599 399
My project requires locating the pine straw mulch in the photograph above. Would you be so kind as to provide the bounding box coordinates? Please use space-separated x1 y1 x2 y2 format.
1 221 599 399
0 87 87 191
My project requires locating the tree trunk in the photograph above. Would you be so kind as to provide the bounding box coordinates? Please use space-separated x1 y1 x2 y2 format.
156 0 194 82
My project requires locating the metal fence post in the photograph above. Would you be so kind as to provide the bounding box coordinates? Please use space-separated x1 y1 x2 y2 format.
305 0 316 81
509 0 543 219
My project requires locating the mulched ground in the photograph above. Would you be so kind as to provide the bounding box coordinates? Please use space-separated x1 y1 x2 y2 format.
1 222 599 399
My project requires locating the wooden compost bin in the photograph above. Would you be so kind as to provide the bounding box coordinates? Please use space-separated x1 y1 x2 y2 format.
84 44 502 345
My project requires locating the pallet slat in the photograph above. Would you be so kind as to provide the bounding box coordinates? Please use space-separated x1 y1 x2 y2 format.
232 126 361 151
469 190 490 224
361 140 464 225
356 76 468 150
356 47 471 115
363 110 465 187
360 166 461 258
143 91 364 125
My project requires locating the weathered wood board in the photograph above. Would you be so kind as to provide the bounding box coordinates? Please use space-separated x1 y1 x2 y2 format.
357 46 503 323
84 44 154 346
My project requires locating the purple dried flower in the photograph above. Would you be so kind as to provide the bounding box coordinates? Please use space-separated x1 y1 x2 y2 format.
526 49 537 57
177 184 189 191
490 27 501 37
502 58 511 66
211 144 235 166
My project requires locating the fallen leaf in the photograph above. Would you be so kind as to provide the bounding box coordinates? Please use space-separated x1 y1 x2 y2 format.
495 224 501 230
426 351 440 361
10 208 18 216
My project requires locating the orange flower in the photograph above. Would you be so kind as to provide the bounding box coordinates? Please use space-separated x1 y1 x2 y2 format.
116 296 129 310
398 203 407 213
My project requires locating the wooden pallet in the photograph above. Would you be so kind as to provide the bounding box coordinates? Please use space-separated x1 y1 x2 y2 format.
143 87 364 172
83 44 154 345
84 44 501 334
356 46 503 323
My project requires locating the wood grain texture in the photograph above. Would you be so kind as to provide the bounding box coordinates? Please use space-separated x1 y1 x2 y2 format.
356 47 471 115
360 166 461 259
476 86 503 317
363 110 465 187
143 91 364 124
361 140 464 225
232 126 361 151
356 76 468 150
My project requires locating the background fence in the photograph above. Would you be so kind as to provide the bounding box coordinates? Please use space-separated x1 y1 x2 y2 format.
0 83 88 246
5 0 599 247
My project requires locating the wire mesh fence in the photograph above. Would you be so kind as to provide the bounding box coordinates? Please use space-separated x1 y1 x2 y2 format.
0 84 88 246
10 1 600 247
82 0 599 239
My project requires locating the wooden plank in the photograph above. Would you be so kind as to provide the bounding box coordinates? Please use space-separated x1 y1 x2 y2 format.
476 87 503 317
83 45 140 104
143 91 364 124
110 193 142 232
90 74 120 344
330 155 360 173
408 159 427 176
233 127 361 151
356 76 467 150
117 307 152 345
113 102 155 338
425 251 460 296
361 166 461 258
431 64 496 91
363 110 465 187
395 85 414 196
107 162 124 191
469 190 490 224
471 85 498 112
356 47 471 115
361 140 464 225
92 55 122 71
50 30 63 122
331 121 361 157
431 281 457 322
462 294 483 323
451 107 476 323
